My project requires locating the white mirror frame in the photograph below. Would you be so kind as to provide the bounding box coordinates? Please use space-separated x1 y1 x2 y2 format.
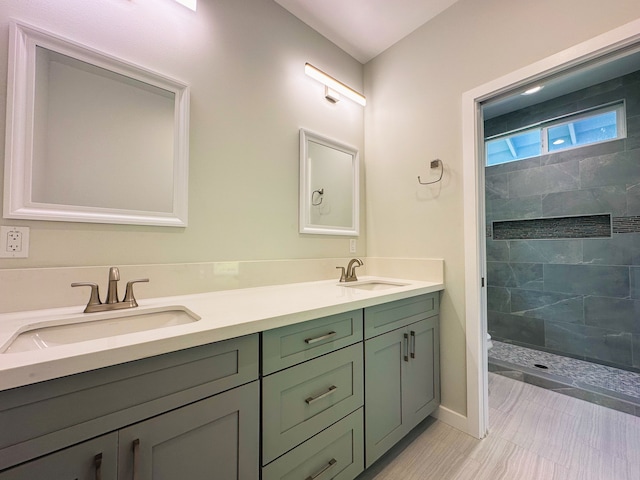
299 128 359 236
3 21 190 227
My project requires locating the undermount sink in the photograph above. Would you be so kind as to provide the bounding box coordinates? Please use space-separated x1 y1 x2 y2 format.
3 307 200 354
341 280 408 291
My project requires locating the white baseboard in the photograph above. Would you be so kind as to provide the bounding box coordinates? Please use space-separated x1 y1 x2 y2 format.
432 405 469 434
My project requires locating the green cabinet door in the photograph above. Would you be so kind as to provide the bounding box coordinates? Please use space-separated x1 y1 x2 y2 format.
403 316 440 431
0 433 117 480
364 317 440 468
118 381 259 480
364 327 406 467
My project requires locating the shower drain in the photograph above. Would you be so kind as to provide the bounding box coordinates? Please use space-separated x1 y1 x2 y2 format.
534 364 549 369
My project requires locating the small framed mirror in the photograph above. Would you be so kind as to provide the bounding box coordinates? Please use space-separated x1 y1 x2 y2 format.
299 129 359 236
3 22 190 227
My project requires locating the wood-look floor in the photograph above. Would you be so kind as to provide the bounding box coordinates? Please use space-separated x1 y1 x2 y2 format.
358 373 640 480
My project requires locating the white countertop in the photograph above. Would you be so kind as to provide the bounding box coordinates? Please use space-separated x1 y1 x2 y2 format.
0 276 443 392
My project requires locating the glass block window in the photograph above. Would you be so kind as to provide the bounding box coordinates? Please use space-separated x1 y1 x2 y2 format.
486 102 625 166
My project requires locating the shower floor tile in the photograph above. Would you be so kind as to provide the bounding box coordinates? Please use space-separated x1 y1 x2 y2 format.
488 340 640 416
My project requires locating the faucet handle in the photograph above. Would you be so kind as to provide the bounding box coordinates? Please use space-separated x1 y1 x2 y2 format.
336 267 347 282
123 279 149 307
71 282 102 312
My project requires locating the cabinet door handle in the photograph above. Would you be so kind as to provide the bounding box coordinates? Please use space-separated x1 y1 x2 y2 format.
403 333 409 362
132 439 140 480
94 453 102 480
305 385 338 404
410 331 416 359
305 458 337 480
305 331 337 344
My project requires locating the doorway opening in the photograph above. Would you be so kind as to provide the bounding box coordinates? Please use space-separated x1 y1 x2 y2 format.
483 57 640 416
462 19 640 438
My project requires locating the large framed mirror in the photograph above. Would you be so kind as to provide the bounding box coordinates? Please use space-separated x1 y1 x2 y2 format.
299 129 359 236
3 22 190 227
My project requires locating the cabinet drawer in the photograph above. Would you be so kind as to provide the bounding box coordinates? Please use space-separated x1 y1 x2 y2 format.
0 433 118 480
262 310 363 375
262 408 363 480
262 343 363 464
0 334 258 471
364 293 439 339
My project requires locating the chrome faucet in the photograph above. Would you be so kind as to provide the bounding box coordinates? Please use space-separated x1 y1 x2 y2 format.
337 258 364 282
72 267 149 313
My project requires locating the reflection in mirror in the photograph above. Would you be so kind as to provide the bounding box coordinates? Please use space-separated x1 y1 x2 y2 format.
32 47 175 212
307 140 353 227
4 22 190 226
299 129 359 236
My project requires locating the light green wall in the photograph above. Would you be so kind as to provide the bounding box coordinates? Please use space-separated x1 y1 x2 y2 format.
0 0 365 269
364 0 640 416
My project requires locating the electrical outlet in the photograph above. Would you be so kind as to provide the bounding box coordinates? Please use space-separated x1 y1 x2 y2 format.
349 239 357 253
0 226 29 258
214 262 239 276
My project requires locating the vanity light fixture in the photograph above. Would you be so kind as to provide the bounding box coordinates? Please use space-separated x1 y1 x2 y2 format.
174 0 197 11
304 63 366 106
521 85 544 95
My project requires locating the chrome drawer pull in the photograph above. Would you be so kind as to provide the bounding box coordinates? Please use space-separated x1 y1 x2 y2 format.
304 331 337 344
132 439 140 480
306 458 337 480
94 453 102 480
410 331 416 359
403 333 409 362
305 385 338 404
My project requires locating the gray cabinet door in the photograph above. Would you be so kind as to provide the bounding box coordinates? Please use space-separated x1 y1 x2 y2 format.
0 433 117 480
364 317 440 468
364 327 406 467
403 316 440 431
118 381 259 480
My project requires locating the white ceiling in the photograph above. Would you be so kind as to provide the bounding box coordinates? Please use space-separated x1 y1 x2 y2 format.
274 0 461 64
275 0 640 117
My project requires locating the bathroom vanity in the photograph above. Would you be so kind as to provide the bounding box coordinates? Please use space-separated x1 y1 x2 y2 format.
0 334 259 479
0 279 442 479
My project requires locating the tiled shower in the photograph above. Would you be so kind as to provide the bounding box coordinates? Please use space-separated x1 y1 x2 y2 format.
484 70 640 380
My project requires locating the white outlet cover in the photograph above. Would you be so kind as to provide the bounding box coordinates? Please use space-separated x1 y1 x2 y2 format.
0 226 29 258
214 262 239 276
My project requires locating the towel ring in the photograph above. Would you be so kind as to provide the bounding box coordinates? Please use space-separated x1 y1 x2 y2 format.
418 159 443 185
312 188 324 206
